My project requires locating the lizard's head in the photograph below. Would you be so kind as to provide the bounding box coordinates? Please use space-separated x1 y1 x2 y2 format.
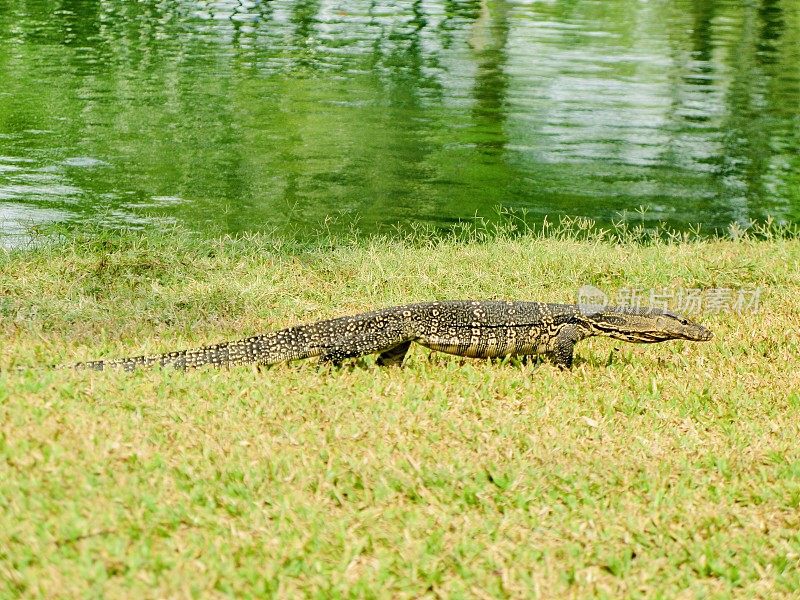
577 307 713 343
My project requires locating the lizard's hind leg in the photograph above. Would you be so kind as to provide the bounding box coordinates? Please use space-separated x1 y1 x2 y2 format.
375 341 413 367
318 335 416 368
316 312 418 368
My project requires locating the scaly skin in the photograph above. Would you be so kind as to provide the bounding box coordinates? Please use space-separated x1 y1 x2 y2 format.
71 301 713 371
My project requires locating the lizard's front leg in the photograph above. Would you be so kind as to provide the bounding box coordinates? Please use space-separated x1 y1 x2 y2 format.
549 325 585 369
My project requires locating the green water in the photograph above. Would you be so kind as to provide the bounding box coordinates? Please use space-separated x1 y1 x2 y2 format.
1 0 799 244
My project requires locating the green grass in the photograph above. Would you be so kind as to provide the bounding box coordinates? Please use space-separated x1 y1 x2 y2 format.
1 222 800 598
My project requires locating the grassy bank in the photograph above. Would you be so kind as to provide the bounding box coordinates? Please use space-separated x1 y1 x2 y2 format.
2 224 800 598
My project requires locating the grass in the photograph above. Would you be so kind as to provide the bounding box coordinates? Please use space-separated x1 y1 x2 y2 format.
1 221 799 598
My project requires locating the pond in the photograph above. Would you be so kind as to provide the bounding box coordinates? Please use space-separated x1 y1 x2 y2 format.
1 0 799 245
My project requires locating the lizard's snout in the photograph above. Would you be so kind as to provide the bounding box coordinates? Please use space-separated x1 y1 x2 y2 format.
686 324 713 341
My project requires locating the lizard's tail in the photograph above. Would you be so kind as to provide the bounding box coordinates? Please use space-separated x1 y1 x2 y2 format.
71 326 322 371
